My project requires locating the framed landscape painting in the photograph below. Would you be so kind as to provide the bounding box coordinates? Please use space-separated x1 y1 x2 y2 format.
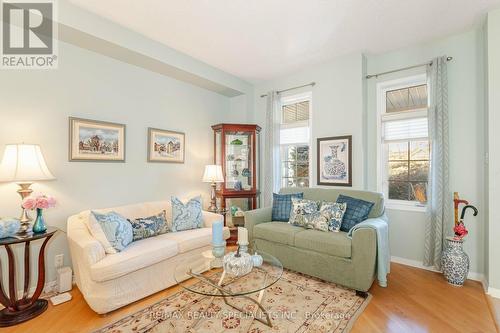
148 128 185 163
69 117 126 162
317 135 352 186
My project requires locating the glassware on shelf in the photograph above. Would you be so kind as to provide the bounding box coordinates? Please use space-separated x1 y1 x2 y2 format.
231 164 239 177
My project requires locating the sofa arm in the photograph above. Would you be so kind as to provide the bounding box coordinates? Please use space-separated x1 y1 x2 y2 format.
244 207 272 246
351 227 377 291
202 210 224 228
67 215 106 266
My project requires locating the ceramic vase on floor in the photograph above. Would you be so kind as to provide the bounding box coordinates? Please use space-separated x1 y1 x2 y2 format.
441 237 469 286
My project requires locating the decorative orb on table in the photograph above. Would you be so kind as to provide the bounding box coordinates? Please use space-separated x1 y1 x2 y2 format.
223 248 253 277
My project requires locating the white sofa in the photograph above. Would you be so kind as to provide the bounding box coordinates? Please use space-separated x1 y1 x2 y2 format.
67 200 229 314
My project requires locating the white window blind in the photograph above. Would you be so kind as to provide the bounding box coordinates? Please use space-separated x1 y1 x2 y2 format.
383 117 428 142
280 125 309 145
282 101 309 124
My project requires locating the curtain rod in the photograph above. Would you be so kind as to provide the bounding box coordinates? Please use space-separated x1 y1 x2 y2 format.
366 56 453 79
260 82 316 98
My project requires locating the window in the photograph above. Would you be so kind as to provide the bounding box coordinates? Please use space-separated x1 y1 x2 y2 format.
377 75 429 210
280 93 311 188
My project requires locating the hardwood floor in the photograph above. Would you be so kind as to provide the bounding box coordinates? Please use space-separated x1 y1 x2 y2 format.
3 263 497 333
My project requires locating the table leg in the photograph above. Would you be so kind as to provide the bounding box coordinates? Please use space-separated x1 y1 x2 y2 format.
188 271 273 328
185 270 227 330
0 234 53 327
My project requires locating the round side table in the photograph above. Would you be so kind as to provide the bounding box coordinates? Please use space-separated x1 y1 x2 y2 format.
0 226 58 327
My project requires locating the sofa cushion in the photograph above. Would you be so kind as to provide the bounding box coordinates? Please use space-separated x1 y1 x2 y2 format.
294 229 352 258
171 196 203 232
337 195 374 232
253 222 305 246
128 210 169 241
159 227 229 253
280 187 384 218
90 237 178 282
88 211 133 254
288 198 320 228
272 192 303 222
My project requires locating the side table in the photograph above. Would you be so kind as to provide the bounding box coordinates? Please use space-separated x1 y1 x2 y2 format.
0 226 58 326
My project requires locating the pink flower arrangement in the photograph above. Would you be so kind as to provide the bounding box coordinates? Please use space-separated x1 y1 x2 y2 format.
22 193 56 210
453 221 468 240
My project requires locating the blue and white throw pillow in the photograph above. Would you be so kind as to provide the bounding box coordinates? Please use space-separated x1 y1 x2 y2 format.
90 211 133 253
272 192 304 222
128 210 169 241
171 196 203 232
319 202 347 232
336 195 374 232
288 198 320 228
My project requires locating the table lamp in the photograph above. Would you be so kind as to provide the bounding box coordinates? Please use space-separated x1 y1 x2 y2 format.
0 144 55 235
202 165 224 212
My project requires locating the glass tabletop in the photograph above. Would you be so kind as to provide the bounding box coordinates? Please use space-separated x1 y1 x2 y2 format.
174 249 283 297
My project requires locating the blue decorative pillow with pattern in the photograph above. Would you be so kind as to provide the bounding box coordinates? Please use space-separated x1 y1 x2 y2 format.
128 210 169 241
320 202 347 232
91 211 133 252
336 195 374 232
171 196 203 232
272 192 304 221
288 198 320 227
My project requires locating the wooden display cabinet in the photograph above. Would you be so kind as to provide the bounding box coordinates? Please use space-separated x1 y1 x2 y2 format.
212 124 261 243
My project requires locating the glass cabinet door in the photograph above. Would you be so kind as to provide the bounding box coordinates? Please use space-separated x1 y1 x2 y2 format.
224 131 254 191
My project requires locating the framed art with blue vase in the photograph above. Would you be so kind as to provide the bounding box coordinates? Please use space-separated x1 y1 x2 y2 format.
317 135 352 187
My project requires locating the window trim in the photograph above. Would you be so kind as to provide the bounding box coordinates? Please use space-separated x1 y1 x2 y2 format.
279 91 313 189
376 74 428 212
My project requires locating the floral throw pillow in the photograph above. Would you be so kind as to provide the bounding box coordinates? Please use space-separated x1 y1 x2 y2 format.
128 210 169 242
171 196 203 232
319 202 347 232
90 211 133 253
288 198 320 228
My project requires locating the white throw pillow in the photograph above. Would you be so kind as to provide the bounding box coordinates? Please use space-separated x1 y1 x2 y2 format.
84 212 117 254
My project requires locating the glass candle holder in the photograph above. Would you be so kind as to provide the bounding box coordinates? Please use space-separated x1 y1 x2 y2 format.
211 241 226 268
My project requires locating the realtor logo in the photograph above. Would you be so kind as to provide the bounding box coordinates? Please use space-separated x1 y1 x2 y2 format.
1 0 58 68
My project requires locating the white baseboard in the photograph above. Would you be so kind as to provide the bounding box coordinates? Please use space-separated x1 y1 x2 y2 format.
16 274 76 299
488 287 500 299
390 256 488 291
16 280 58 299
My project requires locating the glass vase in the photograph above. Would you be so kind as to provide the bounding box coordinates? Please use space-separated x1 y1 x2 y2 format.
32 208 47 234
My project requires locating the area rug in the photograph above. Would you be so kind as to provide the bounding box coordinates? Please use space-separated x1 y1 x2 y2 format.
94 270 370 333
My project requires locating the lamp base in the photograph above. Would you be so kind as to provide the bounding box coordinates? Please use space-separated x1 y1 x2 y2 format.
208 182 218 212
16 182 33 237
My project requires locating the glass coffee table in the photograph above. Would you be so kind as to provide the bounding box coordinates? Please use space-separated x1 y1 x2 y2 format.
174 249 283 329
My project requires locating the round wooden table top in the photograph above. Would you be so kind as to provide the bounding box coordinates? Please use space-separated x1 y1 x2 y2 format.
0 226 58 246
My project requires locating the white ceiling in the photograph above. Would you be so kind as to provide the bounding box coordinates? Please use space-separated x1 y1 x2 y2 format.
69 0 499 83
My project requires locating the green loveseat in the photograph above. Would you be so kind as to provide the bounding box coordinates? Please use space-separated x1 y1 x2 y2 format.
245 187 386 292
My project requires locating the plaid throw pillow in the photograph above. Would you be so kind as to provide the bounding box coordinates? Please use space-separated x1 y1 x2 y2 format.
336 194 374 232
272 192 304 222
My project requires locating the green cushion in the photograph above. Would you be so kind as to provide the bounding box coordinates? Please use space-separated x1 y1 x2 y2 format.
253 222 305 246
293 229 352 258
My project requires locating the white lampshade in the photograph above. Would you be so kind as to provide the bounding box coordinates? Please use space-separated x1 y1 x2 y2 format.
0 144 55 182
202 165 224 183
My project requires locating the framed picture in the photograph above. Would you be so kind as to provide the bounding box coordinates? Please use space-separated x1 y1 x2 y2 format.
69 117 126 162
317 135 352 186
148 128 185 163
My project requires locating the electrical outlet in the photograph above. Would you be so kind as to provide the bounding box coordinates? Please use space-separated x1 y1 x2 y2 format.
54 254 64 268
